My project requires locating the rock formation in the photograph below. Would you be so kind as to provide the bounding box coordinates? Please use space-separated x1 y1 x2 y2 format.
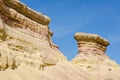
72 33 119 71
0 0 120 80
0 0 66 70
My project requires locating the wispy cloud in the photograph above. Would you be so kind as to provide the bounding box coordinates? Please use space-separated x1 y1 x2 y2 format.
51 25 77 39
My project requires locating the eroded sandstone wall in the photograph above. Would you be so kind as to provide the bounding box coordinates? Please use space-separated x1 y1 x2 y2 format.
0 0 66 70
0 0 120 80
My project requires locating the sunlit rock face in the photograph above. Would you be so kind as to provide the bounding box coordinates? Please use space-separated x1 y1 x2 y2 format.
0 0 66 70
72 32 120 80
0 0 120 80
72 32 111 67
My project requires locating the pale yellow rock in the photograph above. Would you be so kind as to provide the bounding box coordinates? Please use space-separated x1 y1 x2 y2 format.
0 0 120 80
72 32 120 80
0 0 67 70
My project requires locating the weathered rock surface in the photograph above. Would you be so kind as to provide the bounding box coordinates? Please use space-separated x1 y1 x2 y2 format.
72 33 120 80
0 0 120 80
0 0 66 70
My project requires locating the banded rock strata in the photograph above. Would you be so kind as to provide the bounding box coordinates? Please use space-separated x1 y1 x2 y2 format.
0 0 120 80
0 0 66 70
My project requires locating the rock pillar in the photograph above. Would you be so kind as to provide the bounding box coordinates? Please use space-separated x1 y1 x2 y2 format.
72 32 113 70
72 32 119 71
74 32 110 55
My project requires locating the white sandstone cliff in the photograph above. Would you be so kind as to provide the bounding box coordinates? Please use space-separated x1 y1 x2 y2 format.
0 0 120 80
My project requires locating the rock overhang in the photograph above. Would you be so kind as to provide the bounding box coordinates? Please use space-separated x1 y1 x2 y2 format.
2 0 51 25
74 32 110 47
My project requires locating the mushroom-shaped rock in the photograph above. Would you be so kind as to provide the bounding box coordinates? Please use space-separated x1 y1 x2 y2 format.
72 32 119 71
74 32 110 54
72 33 111 67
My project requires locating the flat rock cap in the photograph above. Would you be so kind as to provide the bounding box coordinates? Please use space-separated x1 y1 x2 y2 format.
2 0 51 25
74 32 110 47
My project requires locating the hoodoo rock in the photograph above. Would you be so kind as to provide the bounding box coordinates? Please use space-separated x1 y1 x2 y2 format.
72 32 120 79
72 33 118 68
0 0 120 80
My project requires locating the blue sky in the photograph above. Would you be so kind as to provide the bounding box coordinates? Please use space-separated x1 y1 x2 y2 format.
20 0 120 64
